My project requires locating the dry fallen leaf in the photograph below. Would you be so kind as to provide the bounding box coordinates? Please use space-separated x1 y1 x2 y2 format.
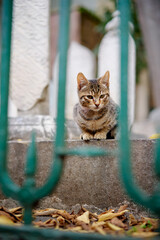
92 221 106 228
0 215 14 225
81 207 98 220
9 207 22 214
111 217 126 228
98 210 128 222
117 205 128 213
94 226 106 235
106 222 124 232
0 207 21 223
34 219 57 228
57 216 65 226
33 208 58 216
129 214 138 226
140 217 158 229
0 205 159 238
77 211 90 224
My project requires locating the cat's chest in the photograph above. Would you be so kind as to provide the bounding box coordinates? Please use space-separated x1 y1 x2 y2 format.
84 117 106 131
87 120 98 130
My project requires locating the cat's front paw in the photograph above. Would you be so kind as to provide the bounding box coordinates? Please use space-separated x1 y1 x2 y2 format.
94 132 106 140
80 133 94 140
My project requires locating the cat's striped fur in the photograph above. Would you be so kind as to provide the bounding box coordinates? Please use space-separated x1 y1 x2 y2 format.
73 71 119 140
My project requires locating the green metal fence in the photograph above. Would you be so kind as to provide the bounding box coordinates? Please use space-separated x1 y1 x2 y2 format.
0 0 160 239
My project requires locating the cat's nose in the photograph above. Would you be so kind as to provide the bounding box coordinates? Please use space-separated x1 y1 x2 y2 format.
95 103 100 107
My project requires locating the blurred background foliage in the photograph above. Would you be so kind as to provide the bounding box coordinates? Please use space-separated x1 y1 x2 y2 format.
95 0 147 83
51 0 148 83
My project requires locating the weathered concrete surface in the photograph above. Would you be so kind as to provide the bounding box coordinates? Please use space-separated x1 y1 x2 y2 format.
0 140 157 214
8 116 81 141
9 116 155 141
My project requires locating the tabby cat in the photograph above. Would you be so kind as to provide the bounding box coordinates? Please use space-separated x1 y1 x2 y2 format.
73 71 119 140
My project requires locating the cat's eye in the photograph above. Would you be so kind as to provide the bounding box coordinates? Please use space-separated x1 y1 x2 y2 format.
87 95 93 99
100 94 106 99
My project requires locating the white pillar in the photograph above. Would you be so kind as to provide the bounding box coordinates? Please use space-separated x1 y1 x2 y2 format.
10 0 49 111
98 11 136 127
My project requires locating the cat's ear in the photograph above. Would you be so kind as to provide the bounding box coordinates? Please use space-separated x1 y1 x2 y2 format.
99 71 110 88
77 72 88 90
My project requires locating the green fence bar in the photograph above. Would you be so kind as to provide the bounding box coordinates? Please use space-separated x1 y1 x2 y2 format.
34 0 71 201
55 0 70 149
0 0 20 198
57 147 118 157
0 0 71 225
119 0 160 217
118 0 150 209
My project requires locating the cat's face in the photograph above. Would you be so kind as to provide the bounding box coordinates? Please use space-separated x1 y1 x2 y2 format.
77 71 110 111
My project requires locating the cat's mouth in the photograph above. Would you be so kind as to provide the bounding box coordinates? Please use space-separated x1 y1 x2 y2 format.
93 105 101 111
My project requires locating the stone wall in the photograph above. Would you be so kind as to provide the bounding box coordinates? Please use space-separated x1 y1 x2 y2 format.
0 139 157 216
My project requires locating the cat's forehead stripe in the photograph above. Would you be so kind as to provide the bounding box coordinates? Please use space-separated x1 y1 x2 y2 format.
89 80 100 93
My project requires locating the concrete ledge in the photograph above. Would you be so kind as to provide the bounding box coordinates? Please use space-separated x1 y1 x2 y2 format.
8 116 81 140
0 140 157 213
